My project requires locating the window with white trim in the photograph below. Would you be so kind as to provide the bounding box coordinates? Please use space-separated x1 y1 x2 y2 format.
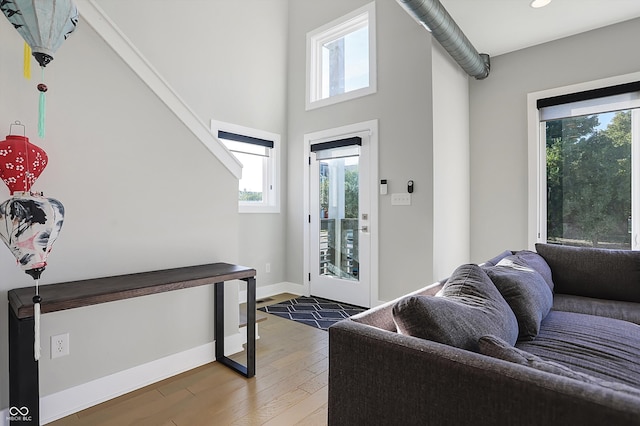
534 81 640 249
306 2 376 110
211 120 280 213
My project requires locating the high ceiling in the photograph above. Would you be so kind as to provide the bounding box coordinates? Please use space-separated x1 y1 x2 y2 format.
439 0 640 57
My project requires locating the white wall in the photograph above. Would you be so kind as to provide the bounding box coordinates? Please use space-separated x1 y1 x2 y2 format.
432 41 471 280
0 0 288 411
469 18 640 263
96 0 290 289
286 0 435 302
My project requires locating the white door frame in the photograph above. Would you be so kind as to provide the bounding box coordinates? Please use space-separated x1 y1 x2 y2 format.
303 119 379 307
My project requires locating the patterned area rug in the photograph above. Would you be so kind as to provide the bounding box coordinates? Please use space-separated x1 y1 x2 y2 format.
258 296 367 330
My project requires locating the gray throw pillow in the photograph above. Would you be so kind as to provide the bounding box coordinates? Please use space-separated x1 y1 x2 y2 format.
513 250 554 292
392 264 518 352
478 335 640 399
485 256 553 340
535 243 640 303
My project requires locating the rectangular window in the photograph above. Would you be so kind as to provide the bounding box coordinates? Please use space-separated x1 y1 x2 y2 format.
306 2 376 110
536 82 640 249
211 121 280 213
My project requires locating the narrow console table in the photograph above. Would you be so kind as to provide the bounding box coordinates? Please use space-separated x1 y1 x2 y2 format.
7 262 256 425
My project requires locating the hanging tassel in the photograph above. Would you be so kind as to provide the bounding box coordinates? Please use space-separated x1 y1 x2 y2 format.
38 90 46 138
33 284 42 361
38 68 48 139
24 42 32 79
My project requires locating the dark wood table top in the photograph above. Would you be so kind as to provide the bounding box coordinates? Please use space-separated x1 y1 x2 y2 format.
8 263 256 319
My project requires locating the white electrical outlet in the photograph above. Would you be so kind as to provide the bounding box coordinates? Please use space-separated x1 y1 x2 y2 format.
266 263 271 273
51 333 70 359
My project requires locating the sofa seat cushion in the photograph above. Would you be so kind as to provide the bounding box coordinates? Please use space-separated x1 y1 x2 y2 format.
485 255 553 340
553 294 640 325
516 311 640 387
479 335 640 398
392 264 519 352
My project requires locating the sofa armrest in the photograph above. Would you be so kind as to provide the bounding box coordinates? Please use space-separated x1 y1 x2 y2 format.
350 281 443 331
328 319 640 426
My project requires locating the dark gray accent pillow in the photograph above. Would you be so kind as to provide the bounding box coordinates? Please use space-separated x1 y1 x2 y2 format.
485 256 553 340
479 335 640 399
535 243 640 302
514 250 554 292
392 264 518 352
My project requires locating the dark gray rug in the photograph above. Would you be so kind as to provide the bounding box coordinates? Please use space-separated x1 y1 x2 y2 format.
258 296 366 330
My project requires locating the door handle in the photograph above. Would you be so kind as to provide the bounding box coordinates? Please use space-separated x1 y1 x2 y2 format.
360 226 368 232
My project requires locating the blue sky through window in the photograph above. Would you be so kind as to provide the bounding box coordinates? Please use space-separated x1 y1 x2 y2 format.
321 25 369 98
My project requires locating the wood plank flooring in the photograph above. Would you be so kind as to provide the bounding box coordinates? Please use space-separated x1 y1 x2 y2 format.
49 294 329 426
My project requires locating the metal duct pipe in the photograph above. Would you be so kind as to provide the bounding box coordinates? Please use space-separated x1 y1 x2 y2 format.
397 0 490 80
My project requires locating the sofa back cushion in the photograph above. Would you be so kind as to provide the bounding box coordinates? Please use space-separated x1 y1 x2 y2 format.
392 264 518 352
535 243 640 303
485 255 553 340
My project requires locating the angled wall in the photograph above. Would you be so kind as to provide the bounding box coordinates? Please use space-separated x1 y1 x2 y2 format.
96 0 290 289
0 0 288 413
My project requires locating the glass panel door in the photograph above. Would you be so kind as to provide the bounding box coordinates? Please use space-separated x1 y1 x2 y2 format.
308 131 371 308
318 155 360 281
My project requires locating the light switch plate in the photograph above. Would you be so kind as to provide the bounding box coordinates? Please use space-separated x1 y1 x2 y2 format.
391 193 411 206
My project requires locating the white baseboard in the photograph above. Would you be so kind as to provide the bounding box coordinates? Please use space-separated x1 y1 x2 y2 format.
4 332 246 425
38 341 215 423
0 282 304 425
0 333 242 426
239 281 305 304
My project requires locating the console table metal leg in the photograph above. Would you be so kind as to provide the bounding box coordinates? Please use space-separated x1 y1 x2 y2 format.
245 276 256 378
8 307 39 425
213 279 256 378
214 281 225 362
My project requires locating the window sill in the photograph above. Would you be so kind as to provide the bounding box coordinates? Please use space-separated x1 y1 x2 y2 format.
239 204 280 214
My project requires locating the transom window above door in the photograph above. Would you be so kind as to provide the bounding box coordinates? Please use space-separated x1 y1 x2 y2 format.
306 2 377 110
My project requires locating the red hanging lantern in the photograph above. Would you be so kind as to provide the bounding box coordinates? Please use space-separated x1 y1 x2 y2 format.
0 134 48 195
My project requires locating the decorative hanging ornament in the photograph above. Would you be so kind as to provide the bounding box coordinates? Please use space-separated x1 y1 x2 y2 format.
1 0 79 137
1 0 79 68
0 192 64 360
0 122 48 194
0 193 64 279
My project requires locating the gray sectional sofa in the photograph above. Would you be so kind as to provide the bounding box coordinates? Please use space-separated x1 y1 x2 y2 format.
328 244 640 425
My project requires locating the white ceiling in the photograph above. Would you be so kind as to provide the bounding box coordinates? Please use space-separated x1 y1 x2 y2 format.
439 0 640 57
